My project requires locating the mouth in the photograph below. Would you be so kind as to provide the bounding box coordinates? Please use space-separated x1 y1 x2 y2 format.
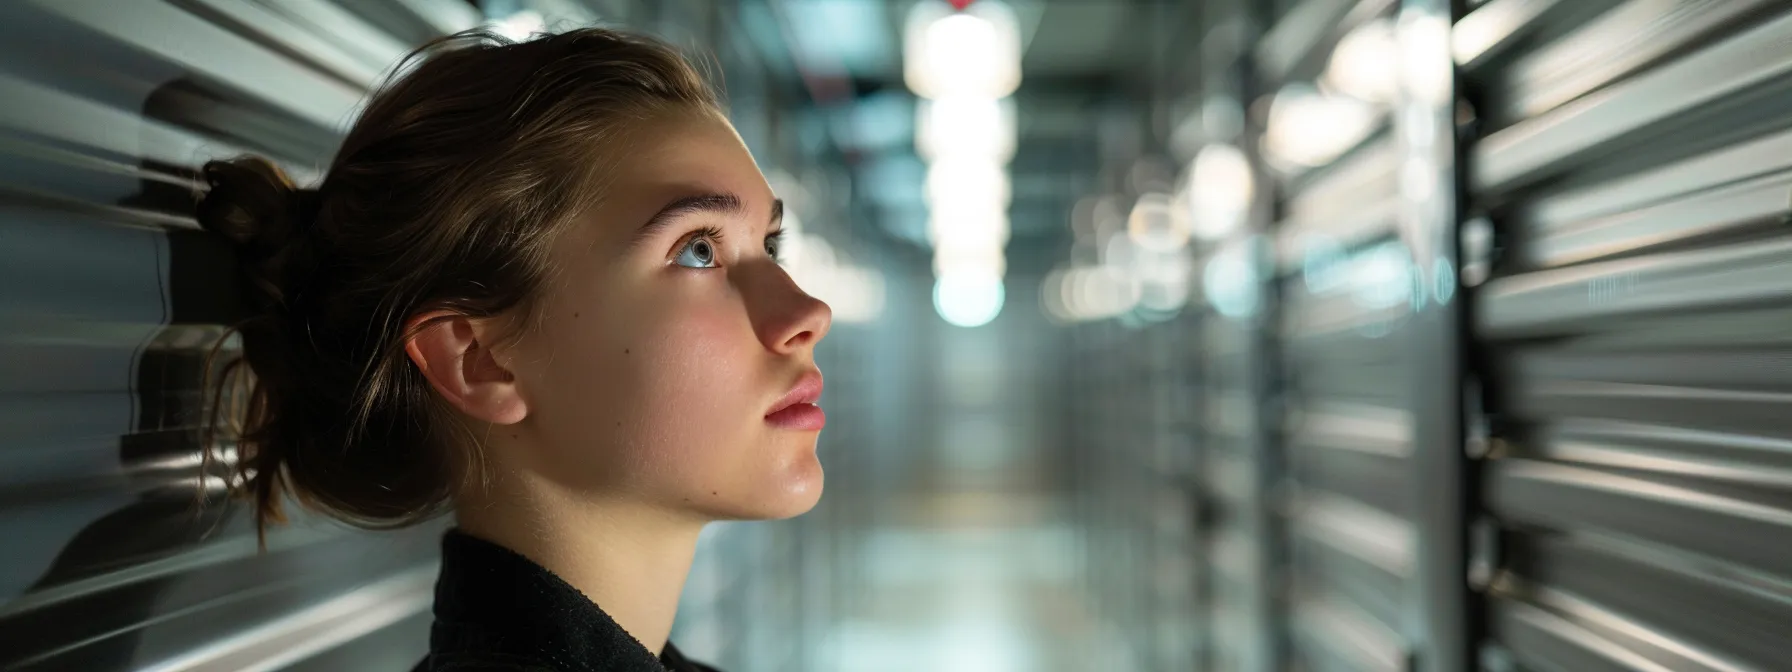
765 369 825 431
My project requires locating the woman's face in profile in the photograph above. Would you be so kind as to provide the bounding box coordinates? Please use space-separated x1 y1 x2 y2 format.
499 108 833 521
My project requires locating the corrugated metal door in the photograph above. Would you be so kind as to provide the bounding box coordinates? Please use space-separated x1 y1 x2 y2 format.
1197 280 1283 672
0 1 479 669
1459 1 1792 669
1255 1 1424 669
1189 3 1290 670
1276 136 1417 672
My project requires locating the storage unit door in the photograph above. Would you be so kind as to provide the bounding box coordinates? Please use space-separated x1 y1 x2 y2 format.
1459 1 1792 670
0 1 480 669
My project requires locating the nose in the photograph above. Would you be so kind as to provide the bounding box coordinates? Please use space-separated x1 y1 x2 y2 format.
745 261 832 354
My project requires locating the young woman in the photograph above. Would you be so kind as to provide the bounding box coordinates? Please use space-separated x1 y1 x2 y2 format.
196 26 831 671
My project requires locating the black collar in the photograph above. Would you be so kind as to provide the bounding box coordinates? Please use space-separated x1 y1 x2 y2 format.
415 528 717 672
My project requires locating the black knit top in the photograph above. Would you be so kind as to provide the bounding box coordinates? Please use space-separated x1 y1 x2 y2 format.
411 528 720 672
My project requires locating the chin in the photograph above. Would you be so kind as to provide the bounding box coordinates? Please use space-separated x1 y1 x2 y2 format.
704 462 824 522
769 472 825 519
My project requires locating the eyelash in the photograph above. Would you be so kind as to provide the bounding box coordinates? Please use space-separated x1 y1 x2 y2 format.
674 227 786 265
765 228 786 261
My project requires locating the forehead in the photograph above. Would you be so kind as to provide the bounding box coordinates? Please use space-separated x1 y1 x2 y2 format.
611 109 772 209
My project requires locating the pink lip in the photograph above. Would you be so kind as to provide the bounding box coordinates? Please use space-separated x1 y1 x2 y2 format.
766 370 825 431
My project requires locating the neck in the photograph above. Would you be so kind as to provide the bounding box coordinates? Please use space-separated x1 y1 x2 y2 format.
455 474 706 656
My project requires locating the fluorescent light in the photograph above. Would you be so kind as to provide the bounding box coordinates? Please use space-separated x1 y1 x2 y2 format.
903 1 1022 100
1323 19 1398 104
933 271 1005 328
925 157 1011 212
932 242 1007 278
1187 142 1254 241
928 208 1010 249
1125 192 1189 252
1263 84 1377 168
916 96 1016 162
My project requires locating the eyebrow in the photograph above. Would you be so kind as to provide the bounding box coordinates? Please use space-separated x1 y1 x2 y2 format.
632 193 785 246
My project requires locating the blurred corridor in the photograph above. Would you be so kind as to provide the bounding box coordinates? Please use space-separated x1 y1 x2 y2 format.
2 0 1790 671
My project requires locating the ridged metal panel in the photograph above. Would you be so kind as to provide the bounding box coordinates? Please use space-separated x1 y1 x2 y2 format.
1464 0 1792 669
1469 2 1792 194
1252 0 1441 667
1198 305 1279 672
1276 156 1418 672
0 1 475 669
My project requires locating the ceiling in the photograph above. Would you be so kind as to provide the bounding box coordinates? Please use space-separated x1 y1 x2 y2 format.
766 0 1199 249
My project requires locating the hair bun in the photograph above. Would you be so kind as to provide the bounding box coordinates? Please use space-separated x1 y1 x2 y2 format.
198 156 322 319
198 157 318 259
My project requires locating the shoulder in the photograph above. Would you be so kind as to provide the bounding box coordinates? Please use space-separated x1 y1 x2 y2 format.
412 651 565 672
659 642 723 672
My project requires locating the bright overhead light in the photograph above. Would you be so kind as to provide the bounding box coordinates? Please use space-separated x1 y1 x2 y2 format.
932 241 1007 278
903 1 1022 99
925 157 1011 212
916 96 1017 162
1188 143 1254 241
933 271 1005 328
928 208 1010 249
1264 84 1377 168
1126 192 1190 252
1324 18 1398 104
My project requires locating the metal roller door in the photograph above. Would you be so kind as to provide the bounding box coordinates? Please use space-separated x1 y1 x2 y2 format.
1460 1 1792 670
1196 264 1282 672
1253 0 1428 669
1276 135 1416 672
0 1 476 669
1186 3 1294 669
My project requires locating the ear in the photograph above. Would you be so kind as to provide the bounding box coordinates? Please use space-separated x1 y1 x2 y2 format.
403 311 527 425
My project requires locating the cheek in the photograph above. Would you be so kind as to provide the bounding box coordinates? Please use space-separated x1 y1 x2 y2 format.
535 281 760 475
627 301 758 448
519 271 820 519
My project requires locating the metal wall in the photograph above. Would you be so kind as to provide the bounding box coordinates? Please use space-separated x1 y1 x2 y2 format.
1178 0 1792 670
0 1 456 669
0 1 824 670
1247 0 1441 670
1460 1 1792 670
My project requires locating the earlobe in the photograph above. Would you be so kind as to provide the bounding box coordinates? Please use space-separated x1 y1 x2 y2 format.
403 311 528 425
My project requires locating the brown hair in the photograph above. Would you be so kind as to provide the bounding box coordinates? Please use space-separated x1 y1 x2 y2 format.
195 26 720 547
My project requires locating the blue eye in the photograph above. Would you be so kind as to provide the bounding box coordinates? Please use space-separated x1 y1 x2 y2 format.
765 231 782 262
674 235 719 268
